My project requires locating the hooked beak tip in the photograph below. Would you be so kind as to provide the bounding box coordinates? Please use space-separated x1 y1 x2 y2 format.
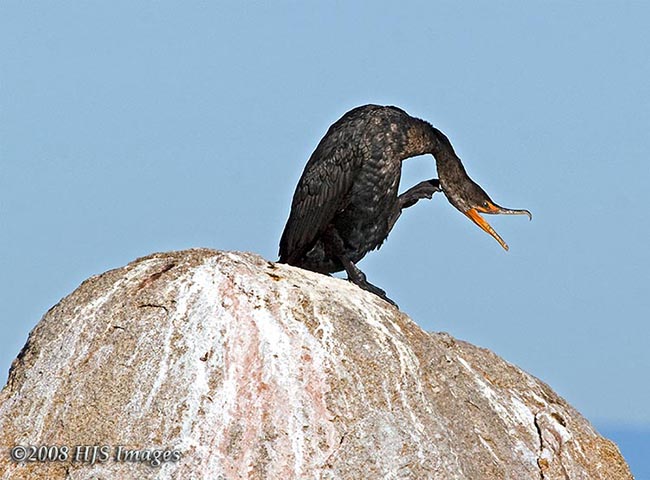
483 202 532 221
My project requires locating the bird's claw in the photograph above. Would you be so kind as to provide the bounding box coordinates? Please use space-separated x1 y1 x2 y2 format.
348 278 398 308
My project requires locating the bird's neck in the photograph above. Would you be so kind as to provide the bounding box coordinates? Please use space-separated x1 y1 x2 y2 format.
404 119 471 185
426 125 472 188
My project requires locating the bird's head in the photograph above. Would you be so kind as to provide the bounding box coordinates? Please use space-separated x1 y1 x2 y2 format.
442 179 532 251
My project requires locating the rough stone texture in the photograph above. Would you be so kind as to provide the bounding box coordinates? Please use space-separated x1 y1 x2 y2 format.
0 249 633 480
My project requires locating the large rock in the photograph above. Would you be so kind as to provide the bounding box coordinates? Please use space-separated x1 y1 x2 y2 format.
0 249 632 479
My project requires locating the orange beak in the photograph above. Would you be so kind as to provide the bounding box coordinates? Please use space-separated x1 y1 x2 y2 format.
463 201 531 250
464 204 510 251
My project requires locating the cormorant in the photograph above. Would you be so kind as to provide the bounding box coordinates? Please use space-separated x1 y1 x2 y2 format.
279 104 530 305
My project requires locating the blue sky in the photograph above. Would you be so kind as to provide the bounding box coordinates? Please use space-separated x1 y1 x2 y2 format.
1 1 648 475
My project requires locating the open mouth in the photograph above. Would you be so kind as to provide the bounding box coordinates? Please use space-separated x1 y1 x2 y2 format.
464 202 532 251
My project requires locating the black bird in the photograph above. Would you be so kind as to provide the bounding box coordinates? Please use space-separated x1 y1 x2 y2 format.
279 104 530 305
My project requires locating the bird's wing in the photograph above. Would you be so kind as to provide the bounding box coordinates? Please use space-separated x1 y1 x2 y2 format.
279 133 362 263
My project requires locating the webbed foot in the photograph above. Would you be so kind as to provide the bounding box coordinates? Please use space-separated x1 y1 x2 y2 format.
398 178 441 209
344 262 398 307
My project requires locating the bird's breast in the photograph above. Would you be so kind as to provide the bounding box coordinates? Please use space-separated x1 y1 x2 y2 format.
333 156 401 260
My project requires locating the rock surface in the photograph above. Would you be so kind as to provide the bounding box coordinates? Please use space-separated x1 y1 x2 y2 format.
0 249 633 480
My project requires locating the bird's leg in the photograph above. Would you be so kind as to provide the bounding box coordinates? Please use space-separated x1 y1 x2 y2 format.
389 179 441 230
339 256 397 307
322 227 398 307
399 178 441 208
